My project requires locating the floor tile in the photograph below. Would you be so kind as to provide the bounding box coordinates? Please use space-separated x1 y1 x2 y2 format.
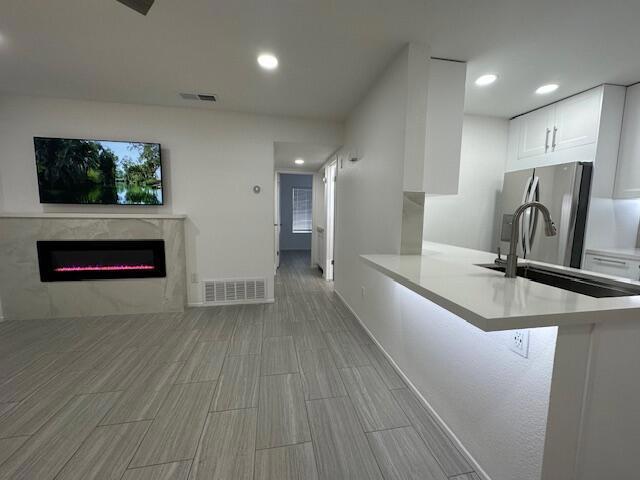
122 461 191 480
210 355 260 411
367 426 447 480
261 336 299 376
363 343 405 390
131 382 216 467
292 321 328 352
0 436 29 466
306 396 382 480
255 442 318 480
56 420 151 480
298 349 347 400
198 308 238 342
392 389 472 477
175 341 227 383
324 331 371 368
449 473 482 480
100 362 183 425
0 370 87 437
228 317 263 355
340 366 409 432
189 408 256 480
257 373 311 449
0 392 120 480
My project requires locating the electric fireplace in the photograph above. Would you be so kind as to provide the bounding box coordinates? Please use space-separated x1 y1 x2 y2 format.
37 240 166 282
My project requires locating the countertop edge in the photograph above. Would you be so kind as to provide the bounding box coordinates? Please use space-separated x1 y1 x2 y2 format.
360 253 640 332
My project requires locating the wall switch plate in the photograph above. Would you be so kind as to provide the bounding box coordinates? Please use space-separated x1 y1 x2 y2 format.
361 286 366 298
510 330 529 358
191 273 199 284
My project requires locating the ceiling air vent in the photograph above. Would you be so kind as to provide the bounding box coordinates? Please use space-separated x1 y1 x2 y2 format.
197 94 218 102
179 93 218 102
203 278 266 305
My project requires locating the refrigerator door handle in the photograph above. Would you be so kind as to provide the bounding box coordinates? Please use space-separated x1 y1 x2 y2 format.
520 176 534 256
526 176 540 253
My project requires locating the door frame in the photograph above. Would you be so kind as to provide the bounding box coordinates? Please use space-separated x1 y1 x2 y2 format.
274 172 281 272
325 160 337 281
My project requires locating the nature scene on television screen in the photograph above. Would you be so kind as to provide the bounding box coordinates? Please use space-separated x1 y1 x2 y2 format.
34 138 162 205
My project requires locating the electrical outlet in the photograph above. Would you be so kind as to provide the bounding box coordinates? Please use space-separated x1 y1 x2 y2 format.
510 330 529 358
361 286 366 298
191 273 199 284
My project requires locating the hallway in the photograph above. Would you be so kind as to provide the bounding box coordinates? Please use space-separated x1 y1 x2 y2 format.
0 251 479 480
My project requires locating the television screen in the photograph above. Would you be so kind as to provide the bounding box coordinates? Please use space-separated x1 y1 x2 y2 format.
34 137 163 205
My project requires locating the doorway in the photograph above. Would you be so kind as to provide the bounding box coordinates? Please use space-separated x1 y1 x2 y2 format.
278 173 314 259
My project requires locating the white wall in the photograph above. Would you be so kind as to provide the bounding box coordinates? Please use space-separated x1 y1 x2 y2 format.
334 46 407 305
423 115 509 252
0 95 342 304
334 52 554 479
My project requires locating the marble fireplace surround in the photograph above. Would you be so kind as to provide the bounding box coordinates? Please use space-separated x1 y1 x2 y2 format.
0 213 187 320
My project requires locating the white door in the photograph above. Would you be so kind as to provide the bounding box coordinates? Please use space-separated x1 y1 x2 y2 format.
518 105 555 159
553 88 601 152
274 172 280 270
325 161 337 281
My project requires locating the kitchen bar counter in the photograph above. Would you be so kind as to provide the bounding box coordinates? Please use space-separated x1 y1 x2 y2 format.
361 242 640 331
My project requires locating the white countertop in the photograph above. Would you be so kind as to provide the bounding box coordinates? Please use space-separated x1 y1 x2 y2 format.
585 247 640 262
0 212 187 219
361 242 640 331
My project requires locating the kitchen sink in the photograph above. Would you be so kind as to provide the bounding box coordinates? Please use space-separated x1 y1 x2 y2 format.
478 263 640 298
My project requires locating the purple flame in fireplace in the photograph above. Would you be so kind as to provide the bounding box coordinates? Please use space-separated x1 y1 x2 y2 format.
54 264 155 272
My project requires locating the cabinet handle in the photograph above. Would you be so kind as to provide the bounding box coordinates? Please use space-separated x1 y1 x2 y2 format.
552 126 558 150
592 257 627 266
545 128 550 152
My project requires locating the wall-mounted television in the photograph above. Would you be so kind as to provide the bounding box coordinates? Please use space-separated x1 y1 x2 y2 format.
34 137 163 205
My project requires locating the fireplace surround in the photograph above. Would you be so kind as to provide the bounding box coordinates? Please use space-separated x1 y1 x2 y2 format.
0 213 186 320
37 239 166 282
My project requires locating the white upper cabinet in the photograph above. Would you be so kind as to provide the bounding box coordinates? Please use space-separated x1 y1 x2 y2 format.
553 88 601 152
518 105 554 159
507 85 626 185
614 84 640 198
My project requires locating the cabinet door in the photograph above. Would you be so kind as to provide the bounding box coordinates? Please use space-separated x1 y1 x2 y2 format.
583 253 640 281
553 88 601 152
614 84 640 198
518 106 554 159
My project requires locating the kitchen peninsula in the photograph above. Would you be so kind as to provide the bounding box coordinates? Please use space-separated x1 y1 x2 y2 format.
359 242 640 480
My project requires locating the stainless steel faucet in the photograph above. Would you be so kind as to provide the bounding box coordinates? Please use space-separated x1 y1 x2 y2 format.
496 201 557 278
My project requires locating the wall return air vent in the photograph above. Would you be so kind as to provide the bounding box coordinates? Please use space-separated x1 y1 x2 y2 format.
203 278 266 304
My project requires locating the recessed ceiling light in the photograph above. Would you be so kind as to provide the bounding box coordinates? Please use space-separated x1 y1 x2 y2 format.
294 158 305 165
536 84 559 95
257 53 278 70
475 74 498 86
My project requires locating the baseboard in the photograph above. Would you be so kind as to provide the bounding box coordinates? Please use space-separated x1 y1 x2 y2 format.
187 298 275 308
333 289 493 480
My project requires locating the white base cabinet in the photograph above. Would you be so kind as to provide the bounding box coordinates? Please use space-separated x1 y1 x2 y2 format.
583 252 640 281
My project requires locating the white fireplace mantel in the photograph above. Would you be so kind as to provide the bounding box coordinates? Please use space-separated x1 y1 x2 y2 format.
0 212 187 219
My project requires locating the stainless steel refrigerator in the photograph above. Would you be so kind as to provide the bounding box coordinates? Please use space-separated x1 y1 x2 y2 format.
498 161 592 268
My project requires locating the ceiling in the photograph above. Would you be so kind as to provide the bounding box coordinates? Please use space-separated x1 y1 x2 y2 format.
1 0 640 119
274 142 338 172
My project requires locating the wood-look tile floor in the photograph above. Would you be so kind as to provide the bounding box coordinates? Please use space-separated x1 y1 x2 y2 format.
0 251 480 480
